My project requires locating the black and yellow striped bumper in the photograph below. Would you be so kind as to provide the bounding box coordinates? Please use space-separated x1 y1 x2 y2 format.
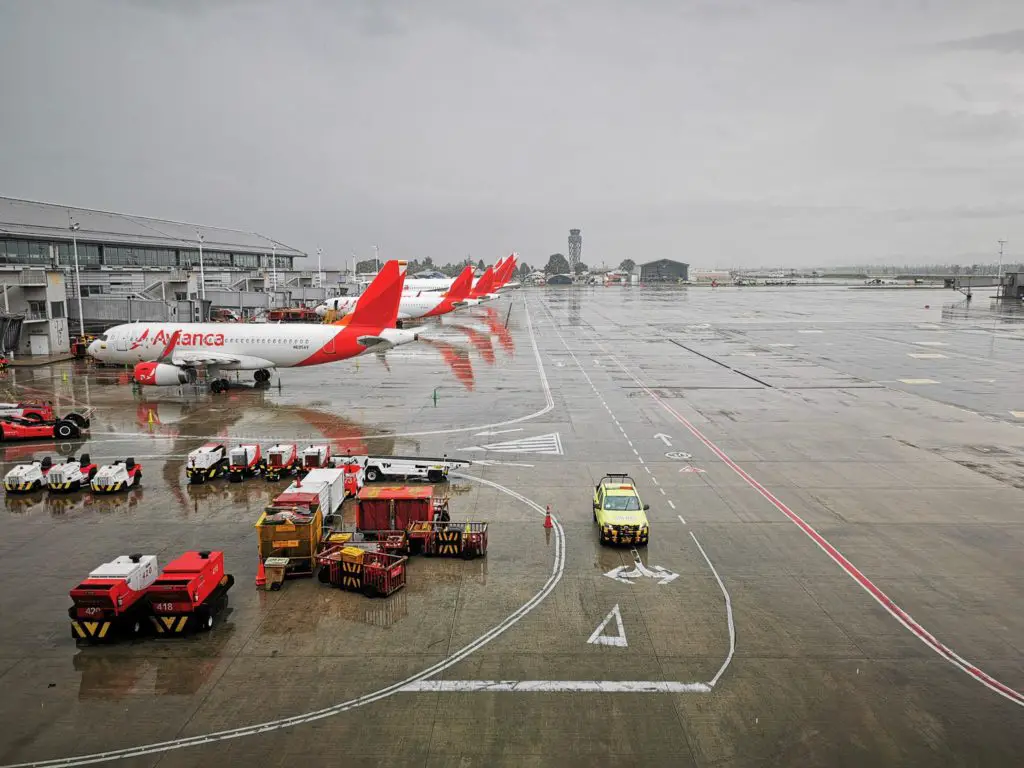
91 481 127 493
71 619 114 641
149 615 193 634
48 480 81 492
187 466 222 483
4 481 38 493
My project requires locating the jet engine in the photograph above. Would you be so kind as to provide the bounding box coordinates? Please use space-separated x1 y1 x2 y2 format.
133 362 189 386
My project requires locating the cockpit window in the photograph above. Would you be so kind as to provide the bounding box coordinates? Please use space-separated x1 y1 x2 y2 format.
98 333 109 342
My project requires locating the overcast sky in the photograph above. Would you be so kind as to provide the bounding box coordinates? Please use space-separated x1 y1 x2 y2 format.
3 0 1024 269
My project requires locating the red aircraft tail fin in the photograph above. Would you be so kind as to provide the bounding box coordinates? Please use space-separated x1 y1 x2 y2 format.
496 254 517 286
470 266 497 298
348 260 407 328
446 266 475 301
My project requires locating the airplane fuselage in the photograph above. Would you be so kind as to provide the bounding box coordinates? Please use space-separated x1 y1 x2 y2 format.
88 322 415 370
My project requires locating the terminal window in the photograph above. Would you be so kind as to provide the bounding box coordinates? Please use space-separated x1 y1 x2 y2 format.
50 301 66 319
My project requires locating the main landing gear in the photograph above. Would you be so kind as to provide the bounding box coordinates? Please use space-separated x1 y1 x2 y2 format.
210 378 231 394
254 369 271 383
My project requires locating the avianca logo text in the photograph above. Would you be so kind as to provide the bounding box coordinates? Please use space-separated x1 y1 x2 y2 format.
134 329 225 347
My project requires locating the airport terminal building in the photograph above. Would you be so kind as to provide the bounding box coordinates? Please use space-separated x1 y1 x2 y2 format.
0 196 343 355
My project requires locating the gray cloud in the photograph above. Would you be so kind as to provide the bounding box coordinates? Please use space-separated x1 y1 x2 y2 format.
2 0 1024 269
941 29 1024 53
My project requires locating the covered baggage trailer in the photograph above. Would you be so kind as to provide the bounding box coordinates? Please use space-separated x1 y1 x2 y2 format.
356 486 436 534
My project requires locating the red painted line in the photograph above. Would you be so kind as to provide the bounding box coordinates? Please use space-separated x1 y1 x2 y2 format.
617 359 1024 709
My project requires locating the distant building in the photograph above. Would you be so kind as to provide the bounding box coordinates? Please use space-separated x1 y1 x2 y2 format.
0 196 341 343
691 268 731 283
546 274 573 285
637 259 689 283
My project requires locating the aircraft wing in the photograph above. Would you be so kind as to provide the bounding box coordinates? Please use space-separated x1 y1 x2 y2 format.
356 335 390 349
171 350 243 366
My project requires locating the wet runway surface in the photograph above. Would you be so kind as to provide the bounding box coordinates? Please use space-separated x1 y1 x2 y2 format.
1 288 1022 766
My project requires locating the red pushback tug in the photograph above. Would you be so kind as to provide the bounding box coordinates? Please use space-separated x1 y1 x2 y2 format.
68 554 159 643
145 551 234 635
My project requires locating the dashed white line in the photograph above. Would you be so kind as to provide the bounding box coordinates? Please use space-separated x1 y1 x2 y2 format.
652 477 660 486
677 513 686 524
667 500 675 509
644 466 651 474
659 488 666 495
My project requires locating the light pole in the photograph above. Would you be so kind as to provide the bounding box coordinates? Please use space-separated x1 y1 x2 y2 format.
373 244 379 273
271 244 277 307
197 232 206 304
68 216 84 336
998 239 1007 299
317 247 323 289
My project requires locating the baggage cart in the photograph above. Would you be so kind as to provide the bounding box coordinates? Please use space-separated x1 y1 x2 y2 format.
316 545 407 597
420 521 489 559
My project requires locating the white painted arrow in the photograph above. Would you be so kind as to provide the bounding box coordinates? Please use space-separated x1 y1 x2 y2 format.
679 465 707 474
603 550 679 586
654 433 672 447
587 604 628 648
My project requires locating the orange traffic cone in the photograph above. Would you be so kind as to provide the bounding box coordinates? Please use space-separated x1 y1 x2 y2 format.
255 558 266 588
543 505 553 529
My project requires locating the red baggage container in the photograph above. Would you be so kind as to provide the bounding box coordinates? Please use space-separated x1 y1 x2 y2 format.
356 486 434 532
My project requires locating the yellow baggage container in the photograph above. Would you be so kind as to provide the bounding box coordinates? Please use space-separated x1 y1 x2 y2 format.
327 532 353 544
340 546 365 563
255 506 324 577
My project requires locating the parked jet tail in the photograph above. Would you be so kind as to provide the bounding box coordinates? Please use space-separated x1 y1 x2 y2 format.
496 254 517 287
347 259 407 328
469 266 498 299
446 265 475 302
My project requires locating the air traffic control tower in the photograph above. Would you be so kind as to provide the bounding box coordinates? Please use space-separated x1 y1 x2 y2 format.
568 229 582 271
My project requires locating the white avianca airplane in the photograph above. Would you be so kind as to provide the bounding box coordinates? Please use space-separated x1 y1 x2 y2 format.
87 260 417 393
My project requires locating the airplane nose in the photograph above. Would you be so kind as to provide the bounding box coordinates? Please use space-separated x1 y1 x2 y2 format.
86 340 99 357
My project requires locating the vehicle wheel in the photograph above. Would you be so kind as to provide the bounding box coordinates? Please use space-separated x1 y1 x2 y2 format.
204 613 214 631
131 620 141 636
362 584 378 598
65 413 87 428
593 507 597 522
210 380 222 394
365 467 380 482
0 425 4 440
427 470 443 482
317 567 330 584
254 369 270 383
55 421 78 439
32 480 41 491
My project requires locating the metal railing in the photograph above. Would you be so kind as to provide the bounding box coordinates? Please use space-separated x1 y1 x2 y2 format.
18 271 48 286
